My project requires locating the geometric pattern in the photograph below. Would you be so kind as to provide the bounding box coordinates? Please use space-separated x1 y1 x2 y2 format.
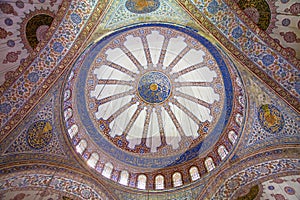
0 172 109 200
247 107 299 147
211 159 300 199
0 0 62 84
191 0 299 101
258 104 285 134
104 0 193 29
260 175 300 199
3 97 65 156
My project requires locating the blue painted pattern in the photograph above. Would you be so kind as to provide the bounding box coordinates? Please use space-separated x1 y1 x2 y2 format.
138 71 171 104
258 104 284 134
71 23 238 168
125 0 160 14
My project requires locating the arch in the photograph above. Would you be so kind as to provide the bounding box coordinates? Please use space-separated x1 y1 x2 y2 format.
172 172 183 187
119 170 129 186
218 145 228 160
228 130 238 144
64 89 71 101
68 124 78 139
75 139 87 155
87 152 99 168
137 174 147 190
205 157 215 172
102 162 113 179
235 113 243 126
155 175 165 190
64 107 73 121
189 166 200 181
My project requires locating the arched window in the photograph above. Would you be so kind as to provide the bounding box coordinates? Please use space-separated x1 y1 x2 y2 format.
64 107 73 121
75 139 87 155
155 175 164 190
102 162 113 179
137 174 147 189
218 145 228 160
205 157 215 172
228 130 238 144
235 113 243 126
238 96 245 107
68 124 78 139
87 152 99 168
64 89 71 101
172 172 183 187
119 170 129 186
189 166 200 181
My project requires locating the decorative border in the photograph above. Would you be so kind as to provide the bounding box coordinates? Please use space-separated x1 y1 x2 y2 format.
175 0 300 113
0 1 71 94
0 0 110 142
196 148 300 199
210 159 300 199
0 165 117 200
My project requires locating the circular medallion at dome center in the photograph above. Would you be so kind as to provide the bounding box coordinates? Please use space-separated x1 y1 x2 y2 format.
138 71 171 104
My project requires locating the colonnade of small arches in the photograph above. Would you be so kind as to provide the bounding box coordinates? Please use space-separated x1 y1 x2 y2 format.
70 124 238 190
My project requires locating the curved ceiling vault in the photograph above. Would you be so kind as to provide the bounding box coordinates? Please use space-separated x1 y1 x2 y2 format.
0 0 299 199
63 23 246 190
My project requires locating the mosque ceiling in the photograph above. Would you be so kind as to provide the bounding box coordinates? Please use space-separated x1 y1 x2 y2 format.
0 0 299 199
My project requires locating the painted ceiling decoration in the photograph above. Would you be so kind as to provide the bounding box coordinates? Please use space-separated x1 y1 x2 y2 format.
0 0 299 199
63 23 245 189
0 167 116 200
236 0 276 32
125 0 160 14
0 0 64 84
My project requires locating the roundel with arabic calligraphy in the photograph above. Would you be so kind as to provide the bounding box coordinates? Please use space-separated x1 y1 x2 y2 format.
64 24 245 169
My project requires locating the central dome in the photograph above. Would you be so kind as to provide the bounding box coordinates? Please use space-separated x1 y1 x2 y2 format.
137 71 171 104
63 24 245 174
86 24 225 156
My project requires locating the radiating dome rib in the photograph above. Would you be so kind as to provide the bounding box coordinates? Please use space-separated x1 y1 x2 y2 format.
105 48 140 73
176 66 217 82
126 108 146 149
161 106 181 149
171 98 202 126
146 109 161 152
169 102 198 138
157 35 171 68
96 95 133 120
171 62 208 79
124 35 147 68
147 30 164 66
163 36 186 67
110 103 138 137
